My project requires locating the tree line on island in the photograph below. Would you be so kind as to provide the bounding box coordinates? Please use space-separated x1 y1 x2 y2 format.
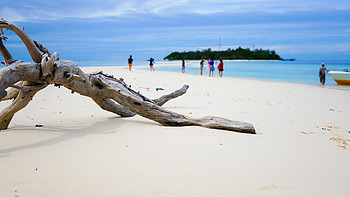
164 47 282 60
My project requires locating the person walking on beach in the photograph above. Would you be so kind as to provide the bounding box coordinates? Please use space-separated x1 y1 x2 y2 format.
319 63 327 85
209 58 215 77
200 59 204 75
181 59 185 73
218 59 224 77
128 55 133 71
148 57 155 71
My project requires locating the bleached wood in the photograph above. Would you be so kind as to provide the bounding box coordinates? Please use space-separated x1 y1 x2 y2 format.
92 85 190 117
0 19 256 134
0 35 15 65
0 82 47 130
153 85 189 106
0 19 42 63
41 52 59 78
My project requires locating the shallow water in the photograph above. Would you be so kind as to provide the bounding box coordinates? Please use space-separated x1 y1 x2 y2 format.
77 59 350 89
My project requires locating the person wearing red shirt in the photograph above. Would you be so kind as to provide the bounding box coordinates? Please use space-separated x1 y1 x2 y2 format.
218 59 224 77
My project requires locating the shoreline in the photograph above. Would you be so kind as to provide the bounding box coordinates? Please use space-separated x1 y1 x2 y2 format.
1 66 350 196
75 59 350 89
165 59 283 62
105 65 350 91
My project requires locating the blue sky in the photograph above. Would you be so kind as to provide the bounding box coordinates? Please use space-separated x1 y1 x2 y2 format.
1 0 350 64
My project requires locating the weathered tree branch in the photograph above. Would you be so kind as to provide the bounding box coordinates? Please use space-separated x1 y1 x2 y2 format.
0 61 41 100
0 19 42 63
153 85 189 106
0 19 256 134
0 82 47 130
34 40 51 55
92 85 189 117
92 98 136 117
41 52 59 78
0 35 15 65
0 87 20 101
1 82 29 101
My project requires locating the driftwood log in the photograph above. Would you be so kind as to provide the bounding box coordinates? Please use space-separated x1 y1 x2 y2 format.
0 19 255 134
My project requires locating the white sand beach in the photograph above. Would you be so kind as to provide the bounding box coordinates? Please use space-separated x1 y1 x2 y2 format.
1 66 350 196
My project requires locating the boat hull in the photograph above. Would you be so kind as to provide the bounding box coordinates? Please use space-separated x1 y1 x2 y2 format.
327 71 350 85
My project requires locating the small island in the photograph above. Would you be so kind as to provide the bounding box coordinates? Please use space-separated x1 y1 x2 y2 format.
164 47 282 60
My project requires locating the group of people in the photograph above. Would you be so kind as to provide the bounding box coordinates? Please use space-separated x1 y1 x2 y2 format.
188 58 224 77
129 55 329 85
208 59 224 77
128 55 224 77
130 56 328 85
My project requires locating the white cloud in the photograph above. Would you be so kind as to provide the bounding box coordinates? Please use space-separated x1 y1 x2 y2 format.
3 0 349 22
0 7 27 22
189 0 350 14
142 0 190 14
73 1 141 19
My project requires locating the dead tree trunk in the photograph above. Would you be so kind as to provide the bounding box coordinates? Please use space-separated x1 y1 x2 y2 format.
0 19 256 134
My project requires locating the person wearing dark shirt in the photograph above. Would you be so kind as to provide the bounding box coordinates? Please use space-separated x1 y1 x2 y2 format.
181 59 185 73
148 57 155 71
200 59 204 76
128 55 133 71
319 63 327 85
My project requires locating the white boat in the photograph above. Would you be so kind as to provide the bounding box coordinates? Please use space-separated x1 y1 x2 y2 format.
327 70 350 85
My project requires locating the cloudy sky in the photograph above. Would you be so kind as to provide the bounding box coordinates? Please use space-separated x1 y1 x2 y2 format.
1 0 350 63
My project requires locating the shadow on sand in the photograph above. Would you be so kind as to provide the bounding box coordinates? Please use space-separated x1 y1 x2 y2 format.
0 117 149 157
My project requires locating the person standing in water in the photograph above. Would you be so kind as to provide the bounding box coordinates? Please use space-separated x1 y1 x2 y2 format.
181 59 185 73
319 63 327 85
217 59 224 77
128 55 133 71
200 59 204 75
209 58 214 77
148 57 155 71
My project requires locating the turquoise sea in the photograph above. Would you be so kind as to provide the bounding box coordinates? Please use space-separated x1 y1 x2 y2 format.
80 59 350 88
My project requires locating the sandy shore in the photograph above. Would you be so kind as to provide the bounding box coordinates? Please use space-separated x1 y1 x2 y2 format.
1 66 350 196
